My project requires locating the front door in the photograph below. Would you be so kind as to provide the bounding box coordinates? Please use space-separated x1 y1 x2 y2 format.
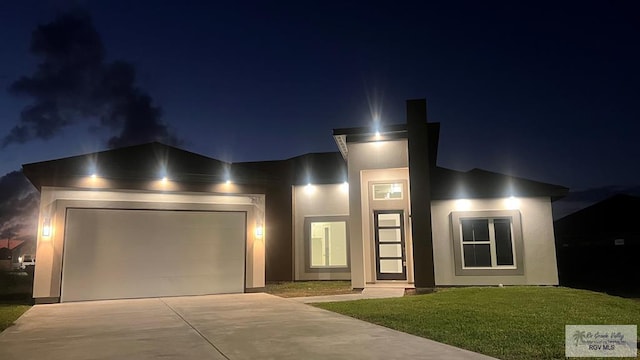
374 210 407 280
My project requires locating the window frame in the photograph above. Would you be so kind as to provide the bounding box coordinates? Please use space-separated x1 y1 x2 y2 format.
304 216 350 272
451 210 524 276
372 182 404 200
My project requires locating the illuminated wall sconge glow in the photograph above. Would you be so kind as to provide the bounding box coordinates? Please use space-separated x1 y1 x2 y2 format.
255 225 264 239
374 131 381 140
42 218 52 237
340 181 349 192
90 174 97 179
161 176 168 183
456 199 472 211
505 196 520 209
225 179 231 185
305 183 315 194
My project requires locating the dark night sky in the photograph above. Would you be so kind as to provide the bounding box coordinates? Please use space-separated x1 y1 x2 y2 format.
1 1 639 219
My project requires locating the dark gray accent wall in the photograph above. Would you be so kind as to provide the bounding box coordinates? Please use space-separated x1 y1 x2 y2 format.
406 99 436 289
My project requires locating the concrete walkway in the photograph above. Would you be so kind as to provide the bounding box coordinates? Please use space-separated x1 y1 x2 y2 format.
291 286 405 303
0 293 496 360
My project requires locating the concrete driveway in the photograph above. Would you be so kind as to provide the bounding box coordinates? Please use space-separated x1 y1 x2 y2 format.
0 293 496 359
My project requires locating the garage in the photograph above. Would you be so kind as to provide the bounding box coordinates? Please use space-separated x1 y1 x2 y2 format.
61 208 246 302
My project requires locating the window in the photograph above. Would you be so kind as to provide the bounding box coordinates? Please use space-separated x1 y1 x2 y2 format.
461 218 514 268
372 183 403 200
305 216 349 271
451 210 524 276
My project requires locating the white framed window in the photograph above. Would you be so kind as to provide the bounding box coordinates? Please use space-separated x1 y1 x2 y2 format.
305 216 349 271
372 183 403 200
460 218 515 268
451 210 524 276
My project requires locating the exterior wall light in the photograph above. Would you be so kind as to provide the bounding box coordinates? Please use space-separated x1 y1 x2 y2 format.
505 196 520 210
90 174 97 179
255 225 264 239
456 199 472 211
225 179 231 185
161 176 168 183
375 131 381 140
305 183 315 194
340 181 349 192
42 217 52 238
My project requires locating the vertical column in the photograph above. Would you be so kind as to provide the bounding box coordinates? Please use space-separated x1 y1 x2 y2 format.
407 99 436 290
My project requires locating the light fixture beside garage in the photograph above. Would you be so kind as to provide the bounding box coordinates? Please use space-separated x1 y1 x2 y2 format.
42 217 52 238
255 225 264 239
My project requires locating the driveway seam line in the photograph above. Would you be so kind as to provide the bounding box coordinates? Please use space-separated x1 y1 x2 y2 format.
158 298 231 360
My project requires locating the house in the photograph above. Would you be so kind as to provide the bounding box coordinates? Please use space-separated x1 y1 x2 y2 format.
23 99 568 303
554 194 640 296
0 239 31 271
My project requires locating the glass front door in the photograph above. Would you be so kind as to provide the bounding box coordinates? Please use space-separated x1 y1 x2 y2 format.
374 210 407 280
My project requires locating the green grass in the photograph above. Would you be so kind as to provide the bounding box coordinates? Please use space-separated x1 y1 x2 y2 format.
0 304 30 332
265 281 357 298
315 287 640 360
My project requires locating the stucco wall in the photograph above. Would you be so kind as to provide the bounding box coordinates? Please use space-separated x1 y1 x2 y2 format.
293 184 350 280
360 169 411 284
33 186 265 302
431 196 559 285
346 140 409 288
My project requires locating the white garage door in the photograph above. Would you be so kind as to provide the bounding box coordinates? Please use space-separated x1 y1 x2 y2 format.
61 208 246 302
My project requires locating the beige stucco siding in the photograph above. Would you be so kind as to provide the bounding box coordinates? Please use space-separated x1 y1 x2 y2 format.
431 196 559 285
33 187 265 301
293 184 350 280
346 140 409 288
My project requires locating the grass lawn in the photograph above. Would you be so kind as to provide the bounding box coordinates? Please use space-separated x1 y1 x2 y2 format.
0 304 30 332
314 286 640 360
264 281 357 298
0 271 33 332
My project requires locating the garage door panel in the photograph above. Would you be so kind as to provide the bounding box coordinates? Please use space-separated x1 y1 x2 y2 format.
62 208 245 302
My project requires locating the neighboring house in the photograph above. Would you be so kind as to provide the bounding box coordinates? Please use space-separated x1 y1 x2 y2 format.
23 99 568 303
0 239 29 271
554 194 640 296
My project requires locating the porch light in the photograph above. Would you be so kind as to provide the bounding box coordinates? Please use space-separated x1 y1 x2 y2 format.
225 179 231 185
375 131 381 140
42 218 52 238
305 183 315 194
340 181 349 192
255 225 264 239
456 199 471 211
90 173 97 179
505 196 520 210
161 176 168 183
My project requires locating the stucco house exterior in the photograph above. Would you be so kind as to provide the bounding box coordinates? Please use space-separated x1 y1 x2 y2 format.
23 99 568 303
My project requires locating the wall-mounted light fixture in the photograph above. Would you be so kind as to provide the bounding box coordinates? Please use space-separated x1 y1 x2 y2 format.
255 225 264 239
340 181 349 192
455 199 472 211
374 131 381 141
42 217 52 238
505 196 520 210
305 183 315 194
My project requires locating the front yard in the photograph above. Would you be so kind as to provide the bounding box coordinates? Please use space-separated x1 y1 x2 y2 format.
0 270 33 331
314 286 640 360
